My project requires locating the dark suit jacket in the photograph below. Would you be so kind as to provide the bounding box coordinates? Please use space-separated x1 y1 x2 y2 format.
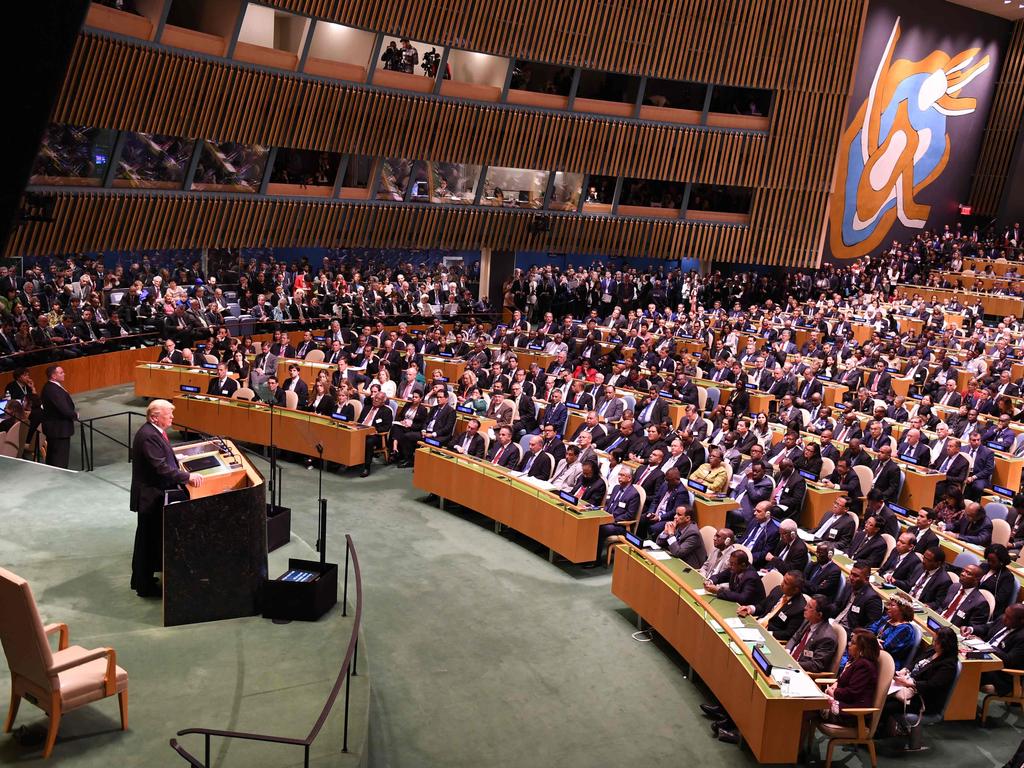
488 441 520 469
453 431 485 458
828 468 864 515
976 619 1024 683
939 587 991 627
912 527 939 554
422 405 456 443
655 521 706 568
970 446 996 485
571 476 607 507
871 459 901 501
741 519 780 568
769 536 809 574
605 484 641 524
754 587 807 642
637 397 669 426
282 377 309 408
897 441 931 466
206 376 239 397
787 620 838 672
907 567 954 610
519 449 554 480
847 532 887 568
880 550 923 587
773 472 807 519
646 481 691 519
814 512 856 551
711 568 766 605
804 560 842 603
40 381 76 439
953 515 993 546
932 452 969 487
129 422 189 514
541 437 566 462
980 568 1018 619
834 583 884 630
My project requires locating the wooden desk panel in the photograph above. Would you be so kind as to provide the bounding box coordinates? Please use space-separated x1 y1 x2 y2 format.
135 363 223 399
172 395 372 466
412 446 611 562
612 547 826 762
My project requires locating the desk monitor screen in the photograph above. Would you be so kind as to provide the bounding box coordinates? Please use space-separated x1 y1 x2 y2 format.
818 375 831 382
986 442 1005 452
0 399 9 415
456 405 474 414
624 531 642 548
202 363 218 370
687 480 708 494
180 385 200 393
887 502 909 517
181 455 222 473
424 437 442 447
330 413 350 422
558 490 580 505
517 191 530 203
926 616 942 632
798 469 817 482
993 485 1014 498
899 454 920 465
412 181 428 197
438 352 454 358
751 645 772 677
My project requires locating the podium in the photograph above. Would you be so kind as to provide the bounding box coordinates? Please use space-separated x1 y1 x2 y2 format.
163 439 267 627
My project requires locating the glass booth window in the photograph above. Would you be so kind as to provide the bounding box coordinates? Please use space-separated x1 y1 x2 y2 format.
116 133 195 188
271 148 340 186
342 155 375 188
376 37 439 77
708 86 772 117
688 184 753 214
575 70 642 104
643 78 707 111
584 175 616 205
482 167 549 209
509 60 574 96
31 124 117 185
377 158 414 200
192 141 269 192
619 178 687 212
415 161 482 204
548 172 584 211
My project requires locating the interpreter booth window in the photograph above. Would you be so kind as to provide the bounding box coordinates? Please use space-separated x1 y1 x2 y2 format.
161 0 243 56
547 172 584 211
377 158 414 201
574 69 642 118
618 178 687 218
191 141 269 192
234 4 310 70
582 174 616 214
412 162 483 204
375 37 443 94
30 124 117 187
114 133 195 189
440 50 511 102
687 184 754 224
507 59 574 109
706 85 772 130
641 78 707 125
268 149 340 197
482 167 550 209
339 155 375 199
303 21 376 82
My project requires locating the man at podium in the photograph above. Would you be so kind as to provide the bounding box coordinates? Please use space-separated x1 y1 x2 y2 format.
130 399 203 597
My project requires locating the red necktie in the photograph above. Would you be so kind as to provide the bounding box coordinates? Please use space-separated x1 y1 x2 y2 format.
943 588 966 620
792 625 813 659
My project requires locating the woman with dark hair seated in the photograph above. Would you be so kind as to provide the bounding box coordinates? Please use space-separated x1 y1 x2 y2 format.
805 628 881 735
981 544 1017 619
881 626 959 736
794 442 824 478
865 598 919 671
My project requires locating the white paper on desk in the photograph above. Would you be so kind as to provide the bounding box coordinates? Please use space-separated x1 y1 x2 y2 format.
797 529 815 542
724 617 745 628
965 638 994 652
729 641 743 654
735 628 764 643
508 470 525 477
709 620 724 633
784 672 826 698
650 550 673 561
645 540 660 550
519 476 554 491
693 588 708 595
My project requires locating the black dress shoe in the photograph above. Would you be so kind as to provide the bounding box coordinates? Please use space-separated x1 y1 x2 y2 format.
397 460 412 468
135 584 161 598
359 469 370 478
717 727 741 744
710 718 732 735
700 703 726 719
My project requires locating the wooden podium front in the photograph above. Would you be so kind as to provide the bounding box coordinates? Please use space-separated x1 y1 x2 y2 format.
163 439 267 626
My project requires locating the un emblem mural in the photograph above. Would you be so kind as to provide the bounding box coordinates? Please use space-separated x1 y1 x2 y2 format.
828 17 990 260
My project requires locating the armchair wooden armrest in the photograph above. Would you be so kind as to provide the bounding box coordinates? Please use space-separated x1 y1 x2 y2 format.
841 707 880 739
814 677 838 687
1003 669 1024 697
50 647 118 696
44 622 69 650
806 671 832 680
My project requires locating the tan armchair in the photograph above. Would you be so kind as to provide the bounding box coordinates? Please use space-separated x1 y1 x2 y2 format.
810 650 894 768
0 567 128 758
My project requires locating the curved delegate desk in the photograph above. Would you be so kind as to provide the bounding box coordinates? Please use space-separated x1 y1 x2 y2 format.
412 445 611 562
612 544 827 763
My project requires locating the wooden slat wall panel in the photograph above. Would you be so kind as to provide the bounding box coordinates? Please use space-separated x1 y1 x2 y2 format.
4 192 749 260
55 34 764 188
37 0 867 266
969 20 1024 217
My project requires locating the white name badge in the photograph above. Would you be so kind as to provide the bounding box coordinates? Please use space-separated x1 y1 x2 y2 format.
828 529 838 539
851 605 861 613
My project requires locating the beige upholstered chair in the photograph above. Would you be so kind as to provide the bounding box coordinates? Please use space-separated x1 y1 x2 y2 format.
232 387 257 402
284 390 299 410
0 567 128 758
812 650 894 768
305 349 325 363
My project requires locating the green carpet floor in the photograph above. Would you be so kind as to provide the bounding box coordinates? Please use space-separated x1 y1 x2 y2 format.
1 384 1019 767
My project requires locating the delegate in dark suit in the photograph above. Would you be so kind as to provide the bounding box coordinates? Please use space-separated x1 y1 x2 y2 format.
804 560 843 604
750 587 807 642
787 620 839 672
487 440 521 470
518 448 554 480
129 419 191 595
938 587 990 628
870 458 902 502
834 582 883 630
282 376 308 408
360 401 394 474
206 375 239 398
976 613 1024 696
880 549 923 588
40 377 76 468
847 532 887 568
450 430 485 458
772 472 807 520
710 567 766 605
655 521 706 568
768 535 809 574
598 483 641 551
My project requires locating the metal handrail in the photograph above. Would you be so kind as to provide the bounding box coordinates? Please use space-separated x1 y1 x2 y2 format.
169 534 363 767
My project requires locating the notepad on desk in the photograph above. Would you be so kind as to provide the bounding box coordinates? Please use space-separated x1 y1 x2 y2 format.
735 627 764 643
649 550 673 561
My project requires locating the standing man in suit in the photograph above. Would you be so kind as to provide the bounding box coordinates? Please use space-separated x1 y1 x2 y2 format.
964 430 996 500
358 391 394 477
40 365 77 468
129 399 203 597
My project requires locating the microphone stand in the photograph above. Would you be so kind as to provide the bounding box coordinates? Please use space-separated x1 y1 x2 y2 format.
314 441 327 564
